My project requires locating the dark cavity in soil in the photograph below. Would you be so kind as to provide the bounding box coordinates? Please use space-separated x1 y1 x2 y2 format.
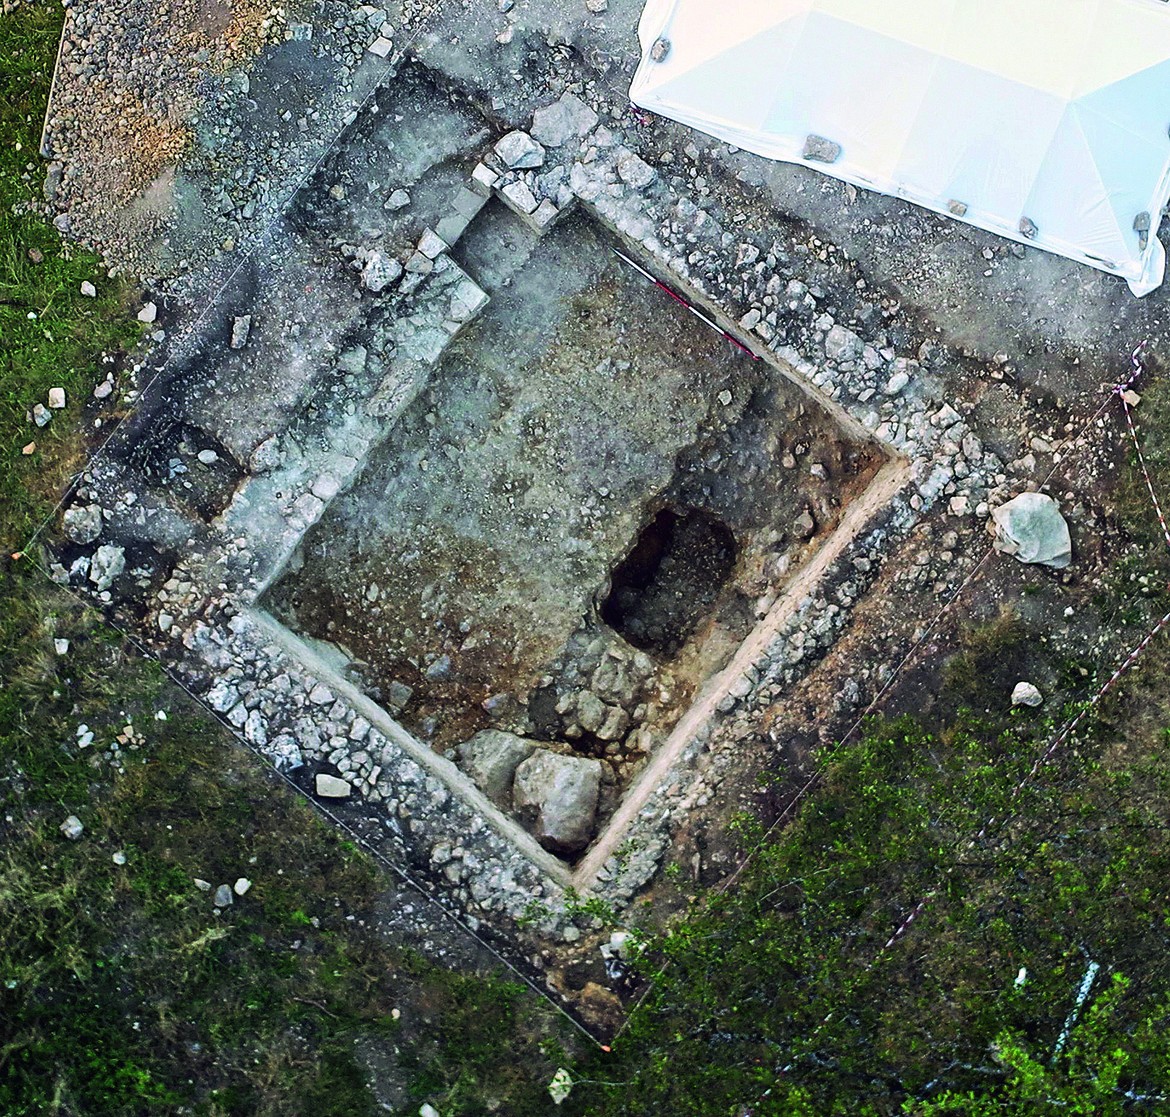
601 508 737 658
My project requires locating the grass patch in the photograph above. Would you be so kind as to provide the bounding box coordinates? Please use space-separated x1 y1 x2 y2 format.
565 711 1170 1115
0 3 139 550
0 577 575 1115
942 606 1032 712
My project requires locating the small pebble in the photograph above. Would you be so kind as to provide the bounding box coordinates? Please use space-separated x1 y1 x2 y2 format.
80 281 96 297
48 387 66 409
1011 681 1043 707
59 815 84 840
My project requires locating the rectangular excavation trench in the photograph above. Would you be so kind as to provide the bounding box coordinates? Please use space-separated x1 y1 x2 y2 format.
254 200 908 886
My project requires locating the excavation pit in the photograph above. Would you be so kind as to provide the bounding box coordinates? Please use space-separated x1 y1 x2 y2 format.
600 508 738 659
263 207 886 859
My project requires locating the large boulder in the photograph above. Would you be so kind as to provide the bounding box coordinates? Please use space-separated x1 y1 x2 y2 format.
494 130 545 170
512 749 601 855
991 492 1072 569
456 729 535 807
531 93 599 147
88 544 125 591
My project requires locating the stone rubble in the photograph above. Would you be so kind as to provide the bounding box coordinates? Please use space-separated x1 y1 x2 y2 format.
55 71 1012 959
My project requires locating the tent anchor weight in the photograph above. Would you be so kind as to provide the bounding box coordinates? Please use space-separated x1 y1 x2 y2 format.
611 248 758 359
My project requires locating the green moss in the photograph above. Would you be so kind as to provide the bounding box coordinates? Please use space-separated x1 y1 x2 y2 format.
561 708 1170 1114
942 607 1031 711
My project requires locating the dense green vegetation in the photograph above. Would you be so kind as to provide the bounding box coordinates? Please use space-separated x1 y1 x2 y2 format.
0 4 137 549
568 703 1170 1114
5 3 1170 1114
563 397 1170 1112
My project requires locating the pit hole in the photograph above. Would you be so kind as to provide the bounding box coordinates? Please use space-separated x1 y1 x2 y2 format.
600 508 737 658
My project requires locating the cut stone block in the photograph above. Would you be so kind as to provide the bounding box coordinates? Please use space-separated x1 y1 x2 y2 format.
501 179 539 215
315 772 352 798
471 162 500 196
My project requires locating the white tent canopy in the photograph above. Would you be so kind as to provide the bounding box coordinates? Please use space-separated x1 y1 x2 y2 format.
630 0 1170 295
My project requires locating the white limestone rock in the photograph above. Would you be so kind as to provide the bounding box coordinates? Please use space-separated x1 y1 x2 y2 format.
62 503 102 544
494 130 545 170
531 93 599 147
616 149 656 189
361 251 403 293
512 749 601 855
315 772 352 798
88 544 125 591
230 315 251 349
1011 681 1044 707
991 493 1072 569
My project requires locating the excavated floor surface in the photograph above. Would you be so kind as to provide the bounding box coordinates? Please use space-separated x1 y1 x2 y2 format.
266 206 882 832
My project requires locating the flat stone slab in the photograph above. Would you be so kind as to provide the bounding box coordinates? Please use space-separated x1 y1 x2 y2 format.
531 93 598 148
315 772 352 797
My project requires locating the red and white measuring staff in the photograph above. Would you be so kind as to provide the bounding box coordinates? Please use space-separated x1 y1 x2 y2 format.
612 248 759 359
1118 341 1170 550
